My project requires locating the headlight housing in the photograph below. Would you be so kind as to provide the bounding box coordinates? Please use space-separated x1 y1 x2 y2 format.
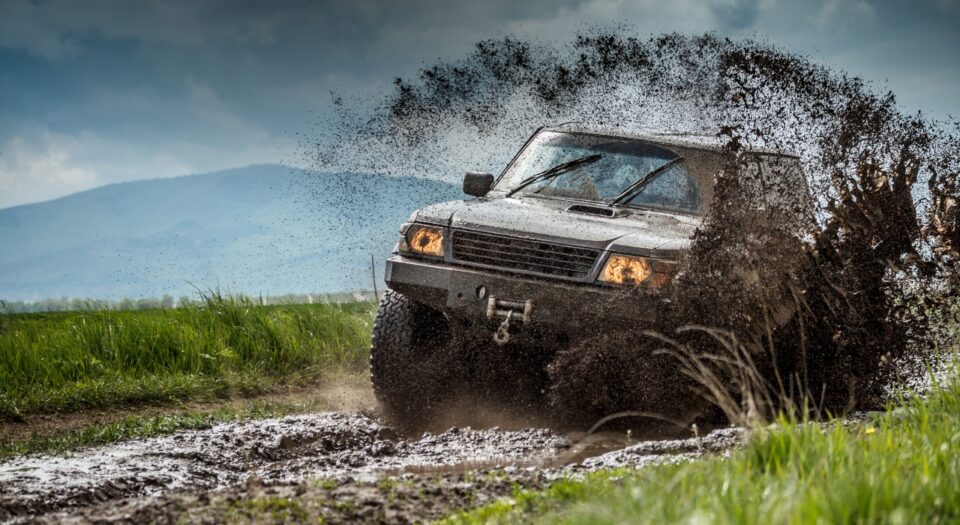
399 224 445 257
598 254 653 285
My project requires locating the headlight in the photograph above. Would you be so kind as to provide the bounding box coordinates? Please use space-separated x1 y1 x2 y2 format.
598 254 653 285
399 225 445 257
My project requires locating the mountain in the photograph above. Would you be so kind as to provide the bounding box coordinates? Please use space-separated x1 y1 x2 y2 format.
0 164 462 301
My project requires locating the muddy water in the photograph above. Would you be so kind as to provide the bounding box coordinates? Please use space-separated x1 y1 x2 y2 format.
0 411 741 522
0 412 561 520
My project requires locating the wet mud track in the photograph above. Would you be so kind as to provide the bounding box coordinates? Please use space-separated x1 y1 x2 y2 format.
0 411 743 523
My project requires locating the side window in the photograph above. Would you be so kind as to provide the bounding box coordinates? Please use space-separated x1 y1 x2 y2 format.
739 155 807 203
737 154 815 230
760 157 810 211
624 165 701 213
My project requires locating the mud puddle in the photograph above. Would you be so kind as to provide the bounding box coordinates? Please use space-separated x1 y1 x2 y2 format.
0 410 741 523
0 412 562 521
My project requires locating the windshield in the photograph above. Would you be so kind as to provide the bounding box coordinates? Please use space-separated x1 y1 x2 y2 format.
498 131 702 213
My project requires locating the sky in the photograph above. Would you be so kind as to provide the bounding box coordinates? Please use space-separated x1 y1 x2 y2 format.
0 0 958 209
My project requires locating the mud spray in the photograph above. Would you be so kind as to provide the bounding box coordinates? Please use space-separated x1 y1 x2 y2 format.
310 32 959 429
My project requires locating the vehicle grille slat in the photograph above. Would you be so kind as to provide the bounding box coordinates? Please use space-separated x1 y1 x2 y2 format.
451 230 599 279
455 238 598 261
453 248 589 272
453 245 591 269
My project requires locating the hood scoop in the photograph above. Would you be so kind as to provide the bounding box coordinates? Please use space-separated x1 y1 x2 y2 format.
567 204 623 218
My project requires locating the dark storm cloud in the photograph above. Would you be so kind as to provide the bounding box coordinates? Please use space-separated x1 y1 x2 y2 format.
0 0 588 59
710 0 761 30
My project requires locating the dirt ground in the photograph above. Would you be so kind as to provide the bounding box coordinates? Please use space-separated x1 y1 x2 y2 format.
0 394 744 524
0 375 376 445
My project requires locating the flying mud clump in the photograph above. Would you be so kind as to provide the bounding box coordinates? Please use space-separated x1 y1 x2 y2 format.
312 32 959 427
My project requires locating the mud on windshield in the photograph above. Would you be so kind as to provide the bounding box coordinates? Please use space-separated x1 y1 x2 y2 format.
496 131 708 215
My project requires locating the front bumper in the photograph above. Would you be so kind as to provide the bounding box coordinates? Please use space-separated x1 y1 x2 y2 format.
385 255 664 336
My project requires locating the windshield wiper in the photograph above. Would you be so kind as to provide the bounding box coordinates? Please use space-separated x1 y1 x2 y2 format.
506 154 602 198
609 156 684 206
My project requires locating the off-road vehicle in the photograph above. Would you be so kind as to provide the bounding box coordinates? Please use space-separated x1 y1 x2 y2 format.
371 124 810 430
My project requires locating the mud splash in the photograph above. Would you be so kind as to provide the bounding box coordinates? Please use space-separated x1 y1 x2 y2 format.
311 32 959 424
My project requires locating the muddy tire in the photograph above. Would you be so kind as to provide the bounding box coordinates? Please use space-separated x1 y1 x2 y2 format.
370 290 458 433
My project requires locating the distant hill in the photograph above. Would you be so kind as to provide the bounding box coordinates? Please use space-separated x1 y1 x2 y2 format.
0 164 461 301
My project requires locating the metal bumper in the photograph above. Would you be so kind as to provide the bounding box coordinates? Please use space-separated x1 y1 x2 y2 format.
384 255 662 335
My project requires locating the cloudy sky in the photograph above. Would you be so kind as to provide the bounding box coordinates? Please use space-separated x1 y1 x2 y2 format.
1 0 958 208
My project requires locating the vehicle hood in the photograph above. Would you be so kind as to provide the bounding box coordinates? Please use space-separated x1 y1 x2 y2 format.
413 196 700 257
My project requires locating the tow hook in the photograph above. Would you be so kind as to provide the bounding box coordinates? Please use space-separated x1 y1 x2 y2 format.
487 296 533 346
494 312 513 346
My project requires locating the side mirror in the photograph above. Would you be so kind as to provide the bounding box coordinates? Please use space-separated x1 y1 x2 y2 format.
463 172 494 197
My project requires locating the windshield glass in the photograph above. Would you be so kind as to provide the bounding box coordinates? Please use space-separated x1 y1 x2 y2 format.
498 131 702 213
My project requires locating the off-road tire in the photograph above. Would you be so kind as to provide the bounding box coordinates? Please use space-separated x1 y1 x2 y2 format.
370 290 458 433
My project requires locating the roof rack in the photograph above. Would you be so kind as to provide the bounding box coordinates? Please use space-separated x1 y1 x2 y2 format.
540 124 799 157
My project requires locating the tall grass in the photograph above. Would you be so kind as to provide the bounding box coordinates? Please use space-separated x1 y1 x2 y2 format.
445 375 960 524
0 293 373 419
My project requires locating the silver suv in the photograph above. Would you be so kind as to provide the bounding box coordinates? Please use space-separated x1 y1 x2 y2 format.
370 125 809 431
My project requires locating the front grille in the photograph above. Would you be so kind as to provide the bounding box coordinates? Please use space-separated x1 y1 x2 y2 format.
451 230 600 279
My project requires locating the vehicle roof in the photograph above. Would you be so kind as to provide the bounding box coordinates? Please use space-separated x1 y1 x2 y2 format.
543 124 800 158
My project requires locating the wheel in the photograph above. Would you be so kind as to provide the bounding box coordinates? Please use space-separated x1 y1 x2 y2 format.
371 290 554 432
370 290 459 433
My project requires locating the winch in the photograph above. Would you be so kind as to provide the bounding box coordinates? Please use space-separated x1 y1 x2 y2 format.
485 296 533 345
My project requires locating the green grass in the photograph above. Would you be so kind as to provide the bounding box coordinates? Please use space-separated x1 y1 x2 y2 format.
0 293 373 420
0 398 337 459
228 496 310 522
444 378 960 524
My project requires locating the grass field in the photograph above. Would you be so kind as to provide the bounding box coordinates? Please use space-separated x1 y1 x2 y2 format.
444 374 960 524
0 293 374 421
